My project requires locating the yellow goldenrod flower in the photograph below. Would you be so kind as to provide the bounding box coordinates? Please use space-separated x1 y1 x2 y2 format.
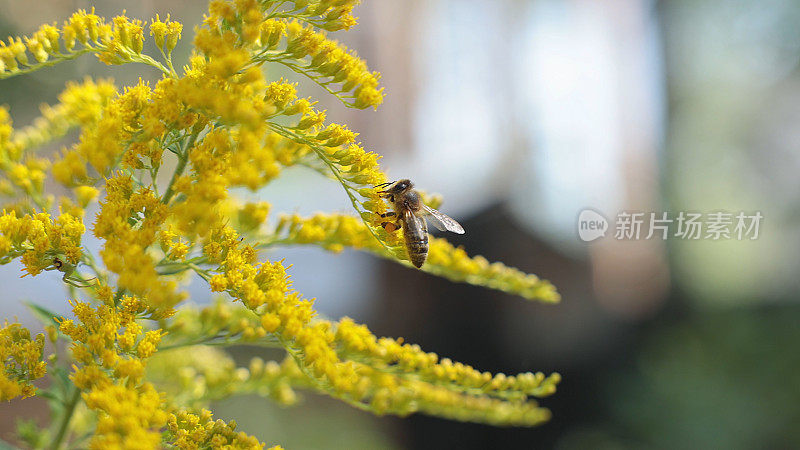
166 409 269 449
55 300 172 447
97 14 146 64
0 210 84 278
150 14 182 54
84 382 167 448
264 213 559 302
0 2 564 446
237 201 271 232
0 321 47 401
6 78 116 159
185 229 556 425
74 186 99 208
260 20 383 109
0 9 172 81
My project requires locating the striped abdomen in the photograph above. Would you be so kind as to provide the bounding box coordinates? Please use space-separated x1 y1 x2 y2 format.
403 210 428 268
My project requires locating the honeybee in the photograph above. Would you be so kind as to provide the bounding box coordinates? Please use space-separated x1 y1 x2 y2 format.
376 179 465 268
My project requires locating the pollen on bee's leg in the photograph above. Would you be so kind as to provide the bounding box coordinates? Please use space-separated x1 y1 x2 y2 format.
381 222 399 233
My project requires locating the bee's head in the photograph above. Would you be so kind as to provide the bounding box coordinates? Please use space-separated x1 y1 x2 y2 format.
377 179 413 194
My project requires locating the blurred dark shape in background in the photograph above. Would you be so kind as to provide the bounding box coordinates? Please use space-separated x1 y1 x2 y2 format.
373 204 800 449
373 203 636 449
2 0 800 448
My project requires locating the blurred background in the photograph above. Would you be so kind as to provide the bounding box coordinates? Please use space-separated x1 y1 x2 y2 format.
2 0 800 448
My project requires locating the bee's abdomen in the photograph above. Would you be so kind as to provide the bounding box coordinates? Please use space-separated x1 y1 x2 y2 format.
404 228 428 268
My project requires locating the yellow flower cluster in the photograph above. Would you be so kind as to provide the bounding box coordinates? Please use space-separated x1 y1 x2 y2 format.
167 409 275 449
0 0 564 445
0 22 64 76
265 131 315 167
202 0 382 109
266 213 559 302
0 210 84 278
311 125 386 184
97 14 146 65
335 318 561 399
266 119 392 250
268 0 362 32
174 61 271 129
426 237 561 302
166 238 556 425
273 212 393 252
94 175 184 311
44 1 386 246
60 9 111 52
57 298 161 378
159 225 190 262
169 127 279 238
4 157 48 204
0 111 47 210
236 201 271 232
53 80 156 185
149 14 183 54
154 299 557 426
0 9 171 80
1 78 116 162
148 344 302 408
57 298 168 448
266 20 384 109
54 75 225 188
203 228 363 384
0 321 46 401
0 78 113 214
84 382 167 449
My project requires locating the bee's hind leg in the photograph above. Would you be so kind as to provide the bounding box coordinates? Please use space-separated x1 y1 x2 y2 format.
379 212 401 233
381 221 401 233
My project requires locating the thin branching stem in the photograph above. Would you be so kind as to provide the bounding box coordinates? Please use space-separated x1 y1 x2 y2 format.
49 386 80 450
266 122 393 253
162 130 201 204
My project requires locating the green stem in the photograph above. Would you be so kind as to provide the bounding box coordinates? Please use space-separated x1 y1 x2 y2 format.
81 249 106 285
266 123 393 253
128 53 172 76
49 387 80 450
187 263 211 281
0 48 95 80
161 131 200 204
160 335 281 351
0 47 171 80
277 336 377 414
158 47 178 78
256 56 358 109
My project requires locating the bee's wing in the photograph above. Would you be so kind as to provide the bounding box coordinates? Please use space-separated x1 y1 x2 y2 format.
421 204 465 234
404 207 427 235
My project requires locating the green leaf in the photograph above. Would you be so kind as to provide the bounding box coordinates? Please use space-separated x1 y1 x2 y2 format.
23 301 62 327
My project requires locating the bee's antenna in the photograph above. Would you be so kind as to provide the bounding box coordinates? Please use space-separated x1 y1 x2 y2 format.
374 181 394 188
